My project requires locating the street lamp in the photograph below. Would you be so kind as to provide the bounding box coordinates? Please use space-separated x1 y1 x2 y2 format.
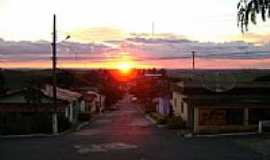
64 35 71 41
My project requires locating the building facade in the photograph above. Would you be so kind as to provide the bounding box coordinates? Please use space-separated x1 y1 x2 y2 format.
171 81 270 134
0 85 83 135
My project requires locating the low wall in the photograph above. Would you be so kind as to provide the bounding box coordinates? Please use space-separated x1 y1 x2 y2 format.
196 125 258 134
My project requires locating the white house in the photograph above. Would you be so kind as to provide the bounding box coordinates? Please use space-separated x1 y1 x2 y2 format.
86 91 105 113
154 96 171 116
43 85 83 123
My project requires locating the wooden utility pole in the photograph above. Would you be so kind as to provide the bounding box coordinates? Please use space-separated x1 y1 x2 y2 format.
192 51 195 70
52 14 58 134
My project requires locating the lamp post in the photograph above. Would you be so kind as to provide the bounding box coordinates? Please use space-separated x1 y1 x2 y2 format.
51 14 70 134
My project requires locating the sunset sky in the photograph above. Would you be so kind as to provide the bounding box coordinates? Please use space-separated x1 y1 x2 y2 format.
1 0 270 69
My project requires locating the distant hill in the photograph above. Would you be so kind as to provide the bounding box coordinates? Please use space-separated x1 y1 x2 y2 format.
254 75 270 82
167 69 270 82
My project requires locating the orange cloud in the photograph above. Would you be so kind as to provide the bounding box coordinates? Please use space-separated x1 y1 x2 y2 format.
225 32 270 45
1 57 270 69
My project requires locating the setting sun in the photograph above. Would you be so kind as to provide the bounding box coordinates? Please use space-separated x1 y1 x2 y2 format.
117 62 132 74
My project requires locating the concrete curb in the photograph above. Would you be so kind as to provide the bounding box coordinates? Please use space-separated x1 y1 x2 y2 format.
134 105 166 128
0 133 56 139
192 132 258 138
134 105 156 126
75 122 90 131
134 104 145 114
145 115 157 125
74 114 102 131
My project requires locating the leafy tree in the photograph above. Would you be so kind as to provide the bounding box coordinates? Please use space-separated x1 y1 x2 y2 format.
0 71 5 95
98 72 124 107
238 0 270 32
55 70 75 88
254 74 270 81
24 79 42 105
129 77 160 111
44 70 76 89
159 68 167 78
78 70 124 108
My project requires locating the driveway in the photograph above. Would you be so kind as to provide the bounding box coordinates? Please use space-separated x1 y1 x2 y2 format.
0 95 261 160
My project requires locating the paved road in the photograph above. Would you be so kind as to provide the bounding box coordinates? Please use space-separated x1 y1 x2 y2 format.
0 96 261 160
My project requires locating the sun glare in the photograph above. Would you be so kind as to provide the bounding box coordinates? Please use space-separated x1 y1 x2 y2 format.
118 62 132 74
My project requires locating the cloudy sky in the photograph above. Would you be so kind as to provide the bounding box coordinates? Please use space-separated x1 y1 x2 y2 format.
1 0 270 69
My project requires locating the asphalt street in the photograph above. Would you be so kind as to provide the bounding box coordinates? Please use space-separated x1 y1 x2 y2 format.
0 95 262 160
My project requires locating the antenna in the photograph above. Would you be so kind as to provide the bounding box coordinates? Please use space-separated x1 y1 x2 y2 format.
152 21 155 37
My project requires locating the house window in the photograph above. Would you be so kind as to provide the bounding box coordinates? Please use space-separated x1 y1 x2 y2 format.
181 102 184 113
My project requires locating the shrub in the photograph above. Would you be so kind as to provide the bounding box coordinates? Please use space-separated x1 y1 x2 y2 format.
78 113 92 121
167 116 186 129
150 113 167 124
58 115 72 132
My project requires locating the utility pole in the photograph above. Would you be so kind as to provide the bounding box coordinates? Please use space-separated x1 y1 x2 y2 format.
52 14 58 134
192 51 195 70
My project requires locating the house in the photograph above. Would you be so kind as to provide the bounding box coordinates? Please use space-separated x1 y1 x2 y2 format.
42 85 83 123
153 95 171 116
171 80 270 134
86 91 105 113
81 92 97 113
0 85 83 135
70 87 106 113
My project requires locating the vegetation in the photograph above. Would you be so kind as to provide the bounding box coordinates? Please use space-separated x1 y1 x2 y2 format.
78 113 92 121
238 0 270 32
129 69 169 112
149 113 186 129
167 116 186 129
0 71 6 95
24 79 43 104
130 78 158 102
77 69 125 108
150 112 167 124
254 74 270 81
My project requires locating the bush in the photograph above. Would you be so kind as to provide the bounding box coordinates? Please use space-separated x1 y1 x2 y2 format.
144 103 156 113
58 115 72 132
167 116 186 129
150 113 167 124
78 113 92 121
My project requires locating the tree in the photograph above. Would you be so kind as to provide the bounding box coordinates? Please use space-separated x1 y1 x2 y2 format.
55 70 75 88
159 68 167 78
0 71 5 95
238 0 270 32
24 79 42 105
